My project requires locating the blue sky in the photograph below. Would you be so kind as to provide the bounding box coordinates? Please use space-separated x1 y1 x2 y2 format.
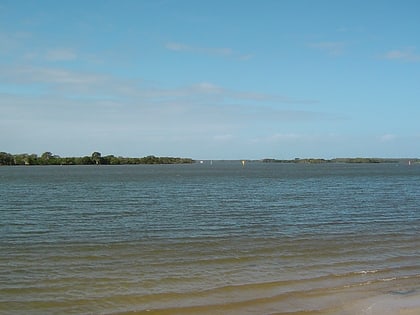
1 0 419 159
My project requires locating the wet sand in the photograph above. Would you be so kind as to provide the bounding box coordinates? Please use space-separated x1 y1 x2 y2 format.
338 292 420 315
111 289 420 315
113 293 420 315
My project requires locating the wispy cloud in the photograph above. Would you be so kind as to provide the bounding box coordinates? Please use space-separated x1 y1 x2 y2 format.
2 66 109 87
379 134 397 142
178 82 316 105
0 31 31 54
0 63 340 157
336 26 364 33
166 42 232 56
165 41 252 60
0 30 100 64
165 42 188 52
263 133 304 143
0 66 331 131
0 64 320 113
45 48 77 61
79 76 314 105
309 41 346 56
251 133 323 145
382 48 420 62
213 134 235 142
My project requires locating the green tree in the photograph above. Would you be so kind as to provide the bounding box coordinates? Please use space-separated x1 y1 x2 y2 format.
91 152 102 165
41 152 53 160
40 152 53 165
0 152 14 165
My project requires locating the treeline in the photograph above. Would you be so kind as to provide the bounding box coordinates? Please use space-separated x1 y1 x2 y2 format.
262 157 402 164
0 151 195 166
263 158 330 164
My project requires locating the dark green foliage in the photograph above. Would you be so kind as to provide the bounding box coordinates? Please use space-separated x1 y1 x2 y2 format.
262 157 404 164
0 151 195 166
91 152 102 165
262 158 330 164
0 152 14 165
331 158 399 163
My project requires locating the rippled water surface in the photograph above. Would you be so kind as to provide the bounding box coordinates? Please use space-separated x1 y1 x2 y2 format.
1 163 419 314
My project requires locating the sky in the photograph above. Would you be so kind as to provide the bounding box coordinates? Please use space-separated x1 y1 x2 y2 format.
1 0 420 160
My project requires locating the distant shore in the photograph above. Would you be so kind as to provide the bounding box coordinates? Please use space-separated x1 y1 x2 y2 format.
1 151 419 166
261 157 420 164
0 151 194 166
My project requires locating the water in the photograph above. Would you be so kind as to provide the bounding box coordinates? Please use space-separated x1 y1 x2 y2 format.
1 162 419 314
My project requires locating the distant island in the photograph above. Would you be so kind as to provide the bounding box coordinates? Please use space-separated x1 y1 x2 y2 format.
262 157 419 164
0 151 194 166
1 151 418 166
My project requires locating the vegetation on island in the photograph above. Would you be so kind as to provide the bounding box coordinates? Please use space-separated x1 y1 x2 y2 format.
1 151 418 166
262 157 413 164
262 158 330 164
0 151 195 166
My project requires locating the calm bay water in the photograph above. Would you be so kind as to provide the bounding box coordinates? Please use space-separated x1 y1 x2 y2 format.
1 162 419 314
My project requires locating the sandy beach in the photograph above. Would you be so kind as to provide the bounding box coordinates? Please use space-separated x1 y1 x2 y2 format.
337 291 420 315
110 287 420 315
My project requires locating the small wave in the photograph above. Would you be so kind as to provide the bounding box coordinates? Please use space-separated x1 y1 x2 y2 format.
354 270 379 275
389 289 417 295
380 277 397 282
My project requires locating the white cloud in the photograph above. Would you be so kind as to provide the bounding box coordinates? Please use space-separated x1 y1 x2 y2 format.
269 133 303 141
0 31 31 53
174 82 315 105
379 134 397 142
45 48 77 61
0 65 331 132
0 30 99 64
238 54 254 61
0 66 115 97
382 48 420 62
165 42 189 51
213 134 235 142
0 65 323 125
251 133 310 144
309 41 346 56
192 82 225 94
165 41 233 56
165 41 251 60
0 63 339 158
36 68 100 85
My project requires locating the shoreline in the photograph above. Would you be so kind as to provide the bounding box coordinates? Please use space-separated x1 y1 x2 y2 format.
339 291 420 315
105 280 420 315
109 292 420 315
2 150 420 166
